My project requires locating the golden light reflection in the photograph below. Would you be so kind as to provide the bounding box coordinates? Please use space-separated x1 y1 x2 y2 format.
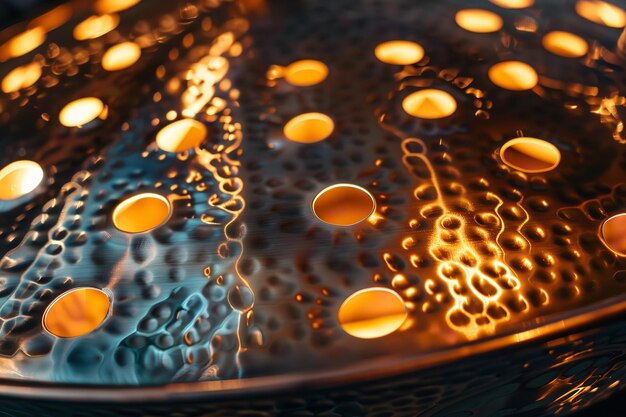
312 184 376 226
402 89 457 119
155 119 207 152
601 213 626 256
576 0 626 28
43 288 110 338
488 61 538 91
94 0 141 14
283 112 334 143
112 193 172 233
542 31 589 58
284 59 328 86
29 4 72 33
489 0 534 8
500 137 561 173
102 41 141 71
0 160 44 200
1 61 42 94
73 14 120 41
0 27 46 62
338 288 407 339
455 9 503 33
374 40 424 65
59 97 105 127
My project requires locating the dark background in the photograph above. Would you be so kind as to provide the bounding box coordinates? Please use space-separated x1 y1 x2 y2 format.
0 0 623 415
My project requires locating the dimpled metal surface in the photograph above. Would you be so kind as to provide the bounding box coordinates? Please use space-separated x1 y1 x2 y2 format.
0 0 625 415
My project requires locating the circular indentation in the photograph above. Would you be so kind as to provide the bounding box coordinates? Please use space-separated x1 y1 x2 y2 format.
113 193 172 233
94 0 140 13
488 61 538 91
43 288 111 338
73 14 119 41
59 97 105 127
489 0 534 8
374 40 424 65
601 213 626 256
402 89 457 119
455 9 503 33
0 160 44 200
156 119 207 152
338 288 407 339
500 137 561 173
542 31 589 57
1 62 42 93
0 27 46 61
284 60 328 86
283 112 334 143
312 184 376 226
102 41 141 71
576 0 626 28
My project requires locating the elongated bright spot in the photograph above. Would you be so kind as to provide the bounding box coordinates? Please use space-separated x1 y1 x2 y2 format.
338 288 407 339
0 27 46 61
102 41 141 71
30 5 72 32
113 193 172 233
542 31 588 57
284 60 328 86
73 14 119 40
374 40 424 65
59 97 105 127
500 137 561 173
312 184 376 226
283 112 334 143
402 89 457 119
0 160 44 200
94 0 141 14
576 0 626 28
455 9 503 33
43 288 111 338
1 62 42 93
488 61 538 91
489 0 534 8
156 119 207 152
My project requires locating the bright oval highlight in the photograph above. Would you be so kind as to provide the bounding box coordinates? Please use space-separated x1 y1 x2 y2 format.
374 40 424 65
542 31 588 58
113 193 172 233
455 9 503 33
0 160 44 200
0 27 46 61
30 5 72 32
601 213 626 256
312 184 376 226
43 288 110 338
94 0 141 14
284 60 328 87
156 119 207 152
59 97 104 127
488 61 538 91
73 14 119 41
1 62 42 93
500 137 561 173
102 41 141 71
283 112 334 143
576 0 626 28
489 0 534 8
402 89 457 119
338 288 407 339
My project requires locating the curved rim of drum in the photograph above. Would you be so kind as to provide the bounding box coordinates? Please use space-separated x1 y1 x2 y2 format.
0 294 625 402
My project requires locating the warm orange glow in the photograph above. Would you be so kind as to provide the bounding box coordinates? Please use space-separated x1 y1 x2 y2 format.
113 193 172 233
102 41 141 71
312 184 376 226
283 112 334 143
576 0 626 28
30 5 72 32
374 40 424 65
338 288 407 339
500 137 561 173
488 61 538 91
601 213 626 256
0 27 46 61
455 9 503 33
94 0 141 14
1 62 42 93
402 89 457 119
284 59 328 86
43 288 110 338
155 119 207 152
542 31 589 58
59 97 105 127
489 0 534 8
73 14 120 41
0 160 44 200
